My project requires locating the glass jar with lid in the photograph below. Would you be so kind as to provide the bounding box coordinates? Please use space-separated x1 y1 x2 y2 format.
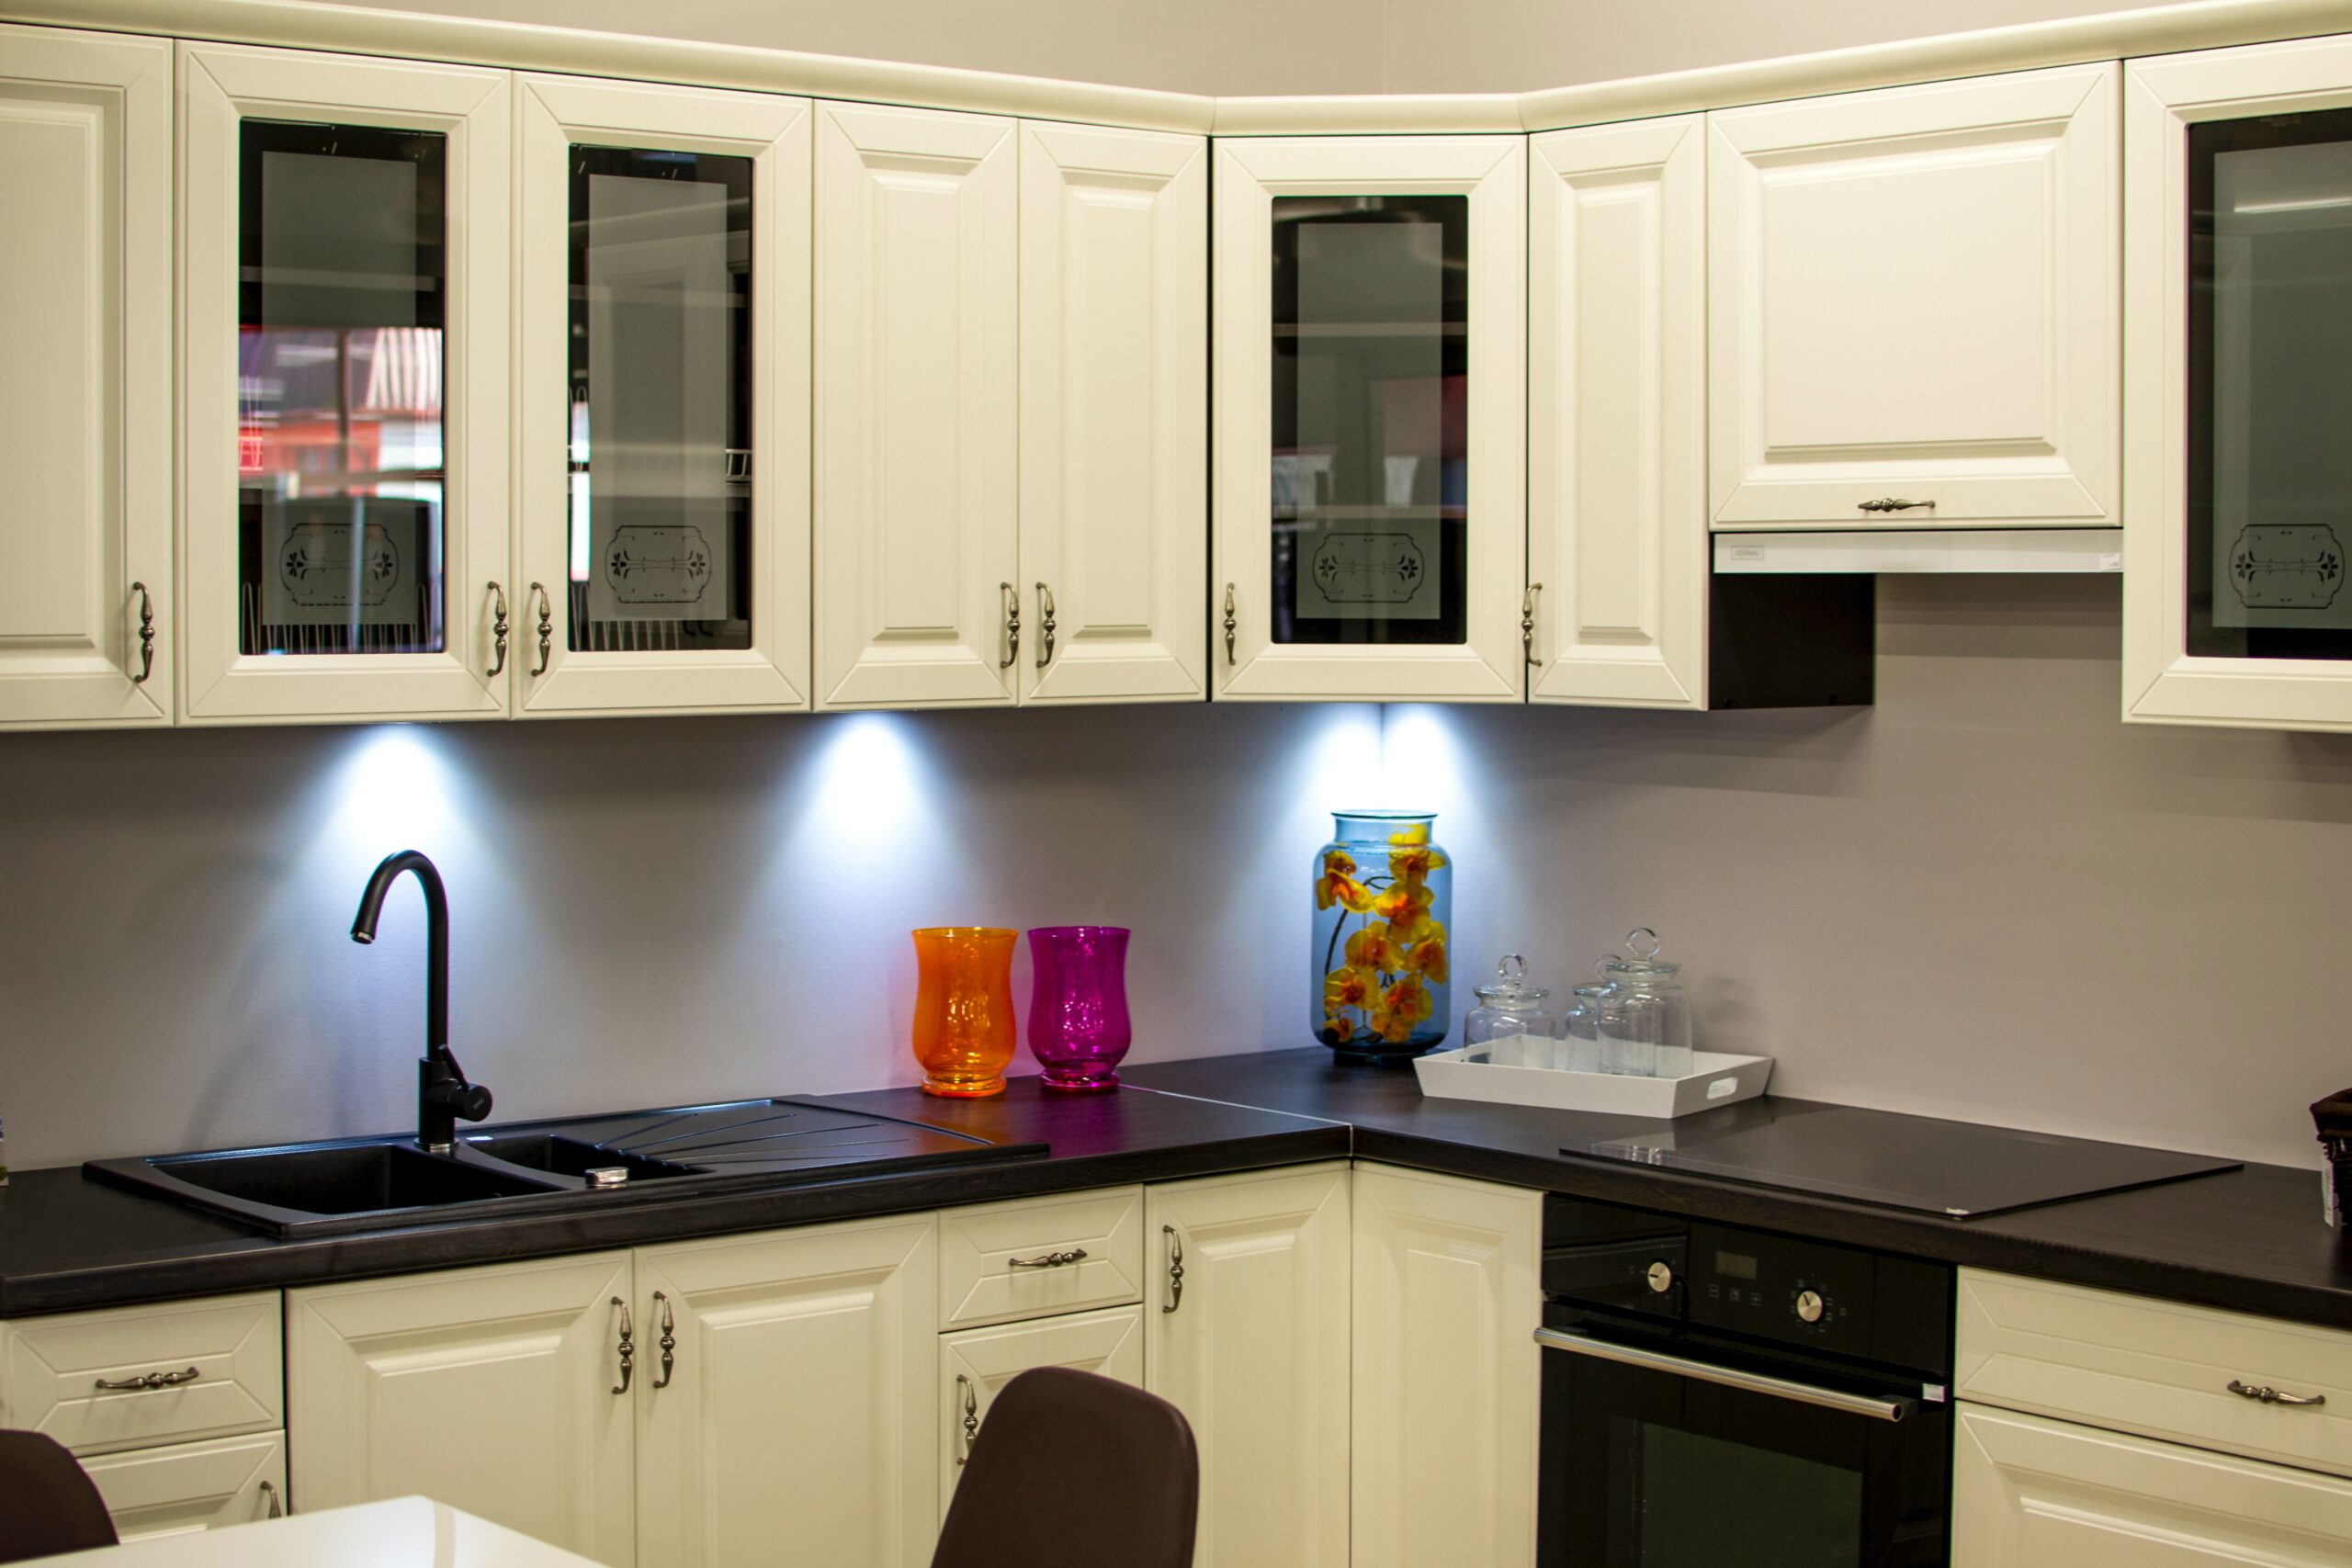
1464 955 1558 1067
1597 928 1692 1078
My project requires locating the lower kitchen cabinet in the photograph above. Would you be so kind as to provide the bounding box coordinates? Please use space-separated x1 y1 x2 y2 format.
1350 1164 1542 1568
1953 1403 2352 1563
936 1304 1144 1522
287 1251 639 1562
1146 1163 1351 1568
634 1217 937 1568
80 1429 287 1540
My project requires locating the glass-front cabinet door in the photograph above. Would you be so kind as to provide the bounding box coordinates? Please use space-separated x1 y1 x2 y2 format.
1212 136 1525 701
514 75 809 716
2125 32 2352 730
179 42 509 723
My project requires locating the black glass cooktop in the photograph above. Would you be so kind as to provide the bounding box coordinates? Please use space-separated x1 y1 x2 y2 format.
1565 1099 2242 1218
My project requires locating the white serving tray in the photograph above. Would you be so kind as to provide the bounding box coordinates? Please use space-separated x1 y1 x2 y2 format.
1413 1041 1774 1118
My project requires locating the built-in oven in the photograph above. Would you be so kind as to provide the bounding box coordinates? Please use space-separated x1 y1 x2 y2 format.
1535 1194 1956 1567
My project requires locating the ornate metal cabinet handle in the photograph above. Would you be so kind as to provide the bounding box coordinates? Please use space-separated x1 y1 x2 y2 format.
530 582 552 677
94 1366 198 1392
485 581 508 677
1222 584 1238 665
1858 497 1936 513
129 581 155 684
2229 1378 2326 1407
652 1292 676 1391
955 1373 979 1466
258 1480 282 1519
611 1297 634 1395
1161 1225 1184 1314
999 582 1020 669
1035 581 1057 669
1008 1247 1088 1269
1521 582 1543 669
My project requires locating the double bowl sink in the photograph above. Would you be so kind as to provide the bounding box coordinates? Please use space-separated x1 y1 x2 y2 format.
85 1100 1046 1238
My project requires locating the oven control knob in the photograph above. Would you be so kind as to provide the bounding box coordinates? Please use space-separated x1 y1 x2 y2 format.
1645 1261 1675 1294
1795 1289 1826 1324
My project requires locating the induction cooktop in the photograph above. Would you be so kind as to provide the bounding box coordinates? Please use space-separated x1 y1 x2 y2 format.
1563 1098 2242 1218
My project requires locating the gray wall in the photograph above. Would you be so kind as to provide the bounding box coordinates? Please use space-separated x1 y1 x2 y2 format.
6 578 2349 1172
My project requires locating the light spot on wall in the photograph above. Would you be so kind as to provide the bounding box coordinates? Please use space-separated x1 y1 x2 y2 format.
808 712 930 849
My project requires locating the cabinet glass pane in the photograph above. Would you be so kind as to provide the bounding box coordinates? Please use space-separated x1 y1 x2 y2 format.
1270 196 1467 646
238 121 446 656
567 147 752 653
2188 109 2352 659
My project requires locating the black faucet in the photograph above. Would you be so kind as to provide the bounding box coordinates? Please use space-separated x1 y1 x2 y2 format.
351 850 492 1153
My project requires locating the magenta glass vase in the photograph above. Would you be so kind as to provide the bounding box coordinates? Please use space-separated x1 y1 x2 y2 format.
1026 926 1133 1092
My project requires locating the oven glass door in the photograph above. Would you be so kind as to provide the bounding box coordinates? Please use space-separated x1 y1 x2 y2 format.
1538 1329 1950 1568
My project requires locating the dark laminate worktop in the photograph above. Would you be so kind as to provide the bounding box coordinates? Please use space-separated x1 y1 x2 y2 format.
0 1078 1347 1315
1123 1050 2352 1330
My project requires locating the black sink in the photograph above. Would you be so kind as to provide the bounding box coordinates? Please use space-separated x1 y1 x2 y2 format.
460 1134 693 1184
155 1142 556 1214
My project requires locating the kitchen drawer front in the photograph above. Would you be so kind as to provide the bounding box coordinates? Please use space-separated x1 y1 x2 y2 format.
938 1305 1145 1521
1957 1269 2352 1478
939 1186 1144 1327
1 1293 282 1456
82 1429 287 1540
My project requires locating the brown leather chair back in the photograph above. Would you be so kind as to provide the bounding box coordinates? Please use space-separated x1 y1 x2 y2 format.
930 1367 1198 1568
0 1430 119 1563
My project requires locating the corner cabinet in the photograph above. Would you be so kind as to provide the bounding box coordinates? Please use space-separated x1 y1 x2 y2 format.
2121 33 2352 732
1707 64 2119 530
1211 135 1526 703
178 41 513 724
0 25 173 729
513 73 813 718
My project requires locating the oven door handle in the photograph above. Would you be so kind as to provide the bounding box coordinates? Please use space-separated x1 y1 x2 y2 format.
1534 1327 1917 1424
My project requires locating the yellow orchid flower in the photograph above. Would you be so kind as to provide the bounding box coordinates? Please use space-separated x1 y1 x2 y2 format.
1323 966 1378 1012
1383 975 1434 1027
1323 1012 1356 1043
1401 935 1449 984
1315 849 1374 914
1373 1009 1418 1044
1372 881 1430 924
1387 844 1447 885
1345 924 1398 973
1386 823 1430 847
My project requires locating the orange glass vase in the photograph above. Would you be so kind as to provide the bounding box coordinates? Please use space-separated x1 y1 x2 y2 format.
910 927 1020 1098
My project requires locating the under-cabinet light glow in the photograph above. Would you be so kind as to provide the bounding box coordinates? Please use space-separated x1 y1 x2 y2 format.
808 712 927 846
2233 195 2352 214
328 725 464 854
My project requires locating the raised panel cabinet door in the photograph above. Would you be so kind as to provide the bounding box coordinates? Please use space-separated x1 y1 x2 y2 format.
287 1252 635 1565
0 25 170 728
1708 64 2119 528
634 1214 937 1568
178 41 511 724
514 73 811 718
1528 115 1708 708
1953 1404 2352 1565
1211 135 1526 703
81 1430 287 1540
936 1305 1144 1524
813 102 1017 710
2122 35 2352 732
1144 1164 1350 1568
1018 121 1206 705
1350 1164 1541 1568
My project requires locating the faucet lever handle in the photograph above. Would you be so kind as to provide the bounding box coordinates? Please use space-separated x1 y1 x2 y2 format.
426 1077 494 1123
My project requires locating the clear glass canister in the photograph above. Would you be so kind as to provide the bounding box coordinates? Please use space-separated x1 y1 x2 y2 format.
1558 981 1609 1075
1597 927 1692 1079
1464 955 1559 1067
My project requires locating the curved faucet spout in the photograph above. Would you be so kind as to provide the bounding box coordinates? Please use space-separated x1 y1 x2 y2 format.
352 849 448 1053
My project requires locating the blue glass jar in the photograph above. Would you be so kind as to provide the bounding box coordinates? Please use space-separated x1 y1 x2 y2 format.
1311 810 1453 1063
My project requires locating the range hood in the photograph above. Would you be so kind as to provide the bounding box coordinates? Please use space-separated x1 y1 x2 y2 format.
1713 528 2125 575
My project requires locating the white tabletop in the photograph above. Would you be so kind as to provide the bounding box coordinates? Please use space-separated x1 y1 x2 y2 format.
35 1498 607 1568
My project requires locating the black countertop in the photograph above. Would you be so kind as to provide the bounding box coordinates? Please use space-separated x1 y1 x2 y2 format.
7 1050 2347 1330
1122 1050 2352 1330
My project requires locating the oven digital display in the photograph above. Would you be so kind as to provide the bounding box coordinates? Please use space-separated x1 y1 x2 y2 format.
1715 1250 1758 1281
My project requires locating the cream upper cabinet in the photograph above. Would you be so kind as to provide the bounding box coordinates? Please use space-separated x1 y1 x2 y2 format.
178 42 511 723
514 74 811 718
1146 1164 1351 1568
2121 34 2352 732
1018 121 1207 705
1528 114 1708 708
936 1305 1144 1524
634 1216 938 1568
287 1252 637 1564
0 25 171 729
813 101 1018 710
1212 135 1526 703
1707 63 2119 529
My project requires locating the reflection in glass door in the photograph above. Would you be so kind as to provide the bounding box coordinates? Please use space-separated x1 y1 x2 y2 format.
238 120 447 655
567 146 753 654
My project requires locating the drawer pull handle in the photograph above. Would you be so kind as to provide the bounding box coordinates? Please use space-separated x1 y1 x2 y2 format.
258 1480 282 1519
2229 1378 2326 1407
956 1372 979 1466
94 1366 198 1392
1858 497 1936 513
1008 1247 1088 1269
